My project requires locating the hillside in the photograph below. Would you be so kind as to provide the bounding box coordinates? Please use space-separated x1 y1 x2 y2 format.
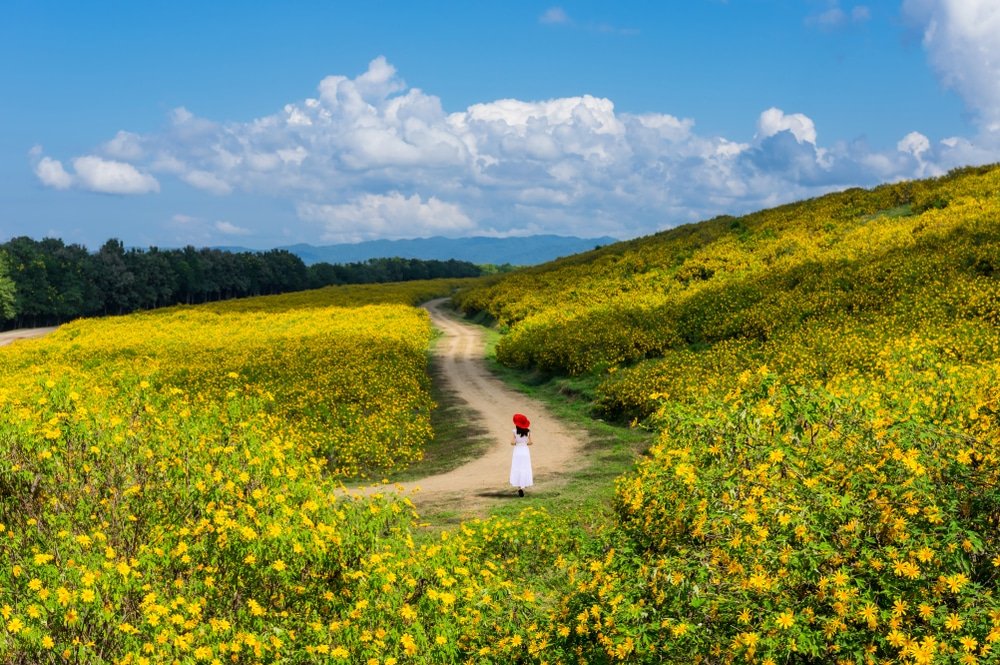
456 164 1000 417
454 164 1000 662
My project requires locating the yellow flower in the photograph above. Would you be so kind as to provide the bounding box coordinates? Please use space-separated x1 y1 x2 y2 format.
942 573 969 594
859 603 879 627
960 636 979 652
401 633 418 656
775 610 795 630
247 599 265 617
945 613 965 631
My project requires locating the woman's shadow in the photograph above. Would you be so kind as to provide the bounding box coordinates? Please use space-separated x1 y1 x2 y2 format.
475 490 537 499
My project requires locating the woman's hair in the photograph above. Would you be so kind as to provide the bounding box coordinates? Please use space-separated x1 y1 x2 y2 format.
515 426 530 436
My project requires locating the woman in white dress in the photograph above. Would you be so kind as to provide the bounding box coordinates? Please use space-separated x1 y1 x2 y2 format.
510 413 534 496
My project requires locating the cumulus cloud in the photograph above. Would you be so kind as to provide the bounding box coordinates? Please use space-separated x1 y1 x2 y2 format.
103 131 146 160
298 192 474 243
34 155 74 190
757 108 818 145
30 52 1000 242
898 131 931 158
31 148 159 195
903 0 1000 136
72 156 160 194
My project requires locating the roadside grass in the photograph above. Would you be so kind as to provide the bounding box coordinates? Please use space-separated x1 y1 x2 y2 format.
478 326 653 528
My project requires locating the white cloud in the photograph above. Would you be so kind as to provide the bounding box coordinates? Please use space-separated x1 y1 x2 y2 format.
540 7 570 24
181 169 233 195
297 192 474 243
898 131 931 158
72 156 160 194
103 131 145 160
903 0 1000 135
215 221 252 236
30 52 1000 243
32 148 159 195
34 156 74 190
757 108 818 144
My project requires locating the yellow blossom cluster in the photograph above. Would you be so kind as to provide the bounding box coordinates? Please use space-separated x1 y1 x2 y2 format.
0 280 583 662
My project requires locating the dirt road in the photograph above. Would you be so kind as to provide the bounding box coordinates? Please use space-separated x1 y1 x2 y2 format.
0 327 57 347
368 299 588 508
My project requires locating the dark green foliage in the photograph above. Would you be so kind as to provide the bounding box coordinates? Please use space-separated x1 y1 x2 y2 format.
0 238 314 328
306 256 484 288
0 238 494 329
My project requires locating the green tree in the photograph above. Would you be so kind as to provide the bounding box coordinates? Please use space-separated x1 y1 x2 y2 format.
0 249 16 324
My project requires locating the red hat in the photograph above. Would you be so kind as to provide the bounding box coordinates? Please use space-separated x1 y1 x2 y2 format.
513 413 530 428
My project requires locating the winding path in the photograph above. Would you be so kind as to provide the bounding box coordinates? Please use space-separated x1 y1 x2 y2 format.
369 299 588 508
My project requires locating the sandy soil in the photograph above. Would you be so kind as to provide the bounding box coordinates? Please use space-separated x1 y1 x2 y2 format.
365 299 589 510
0 326 57 347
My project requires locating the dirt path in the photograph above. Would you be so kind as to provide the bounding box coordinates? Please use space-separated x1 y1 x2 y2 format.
367 299 588 511
0 326 57 347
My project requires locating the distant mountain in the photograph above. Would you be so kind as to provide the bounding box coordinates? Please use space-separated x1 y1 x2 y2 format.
219 235 617 266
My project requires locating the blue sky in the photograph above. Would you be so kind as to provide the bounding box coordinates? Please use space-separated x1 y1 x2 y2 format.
2 1 998 250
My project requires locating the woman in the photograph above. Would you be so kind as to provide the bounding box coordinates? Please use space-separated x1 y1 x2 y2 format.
509 413 534 497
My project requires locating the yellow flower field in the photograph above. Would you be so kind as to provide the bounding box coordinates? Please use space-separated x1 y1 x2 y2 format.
0 279 585 663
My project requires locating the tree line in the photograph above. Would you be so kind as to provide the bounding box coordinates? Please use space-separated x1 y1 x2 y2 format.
0 237 491 329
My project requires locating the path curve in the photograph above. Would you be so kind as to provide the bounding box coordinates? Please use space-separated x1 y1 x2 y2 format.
369 299 588 506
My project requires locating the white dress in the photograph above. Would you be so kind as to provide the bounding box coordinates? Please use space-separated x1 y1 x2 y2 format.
509 430 534 488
